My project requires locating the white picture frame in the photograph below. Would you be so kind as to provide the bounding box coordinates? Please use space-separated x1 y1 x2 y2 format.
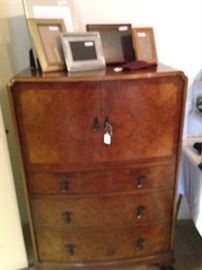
22 0 79 31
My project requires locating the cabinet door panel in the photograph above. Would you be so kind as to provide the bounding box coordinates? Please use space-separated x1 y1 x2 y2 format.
13 82 102 170
101 77 183 163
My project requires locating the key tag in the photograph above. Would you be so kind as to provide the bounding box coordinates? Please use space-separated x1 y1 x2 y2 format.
104 131 111 145
104 122 112 145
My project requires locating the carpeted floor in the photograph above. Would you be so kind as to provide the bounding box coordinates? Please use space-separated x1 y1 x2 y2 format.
130 220 202 270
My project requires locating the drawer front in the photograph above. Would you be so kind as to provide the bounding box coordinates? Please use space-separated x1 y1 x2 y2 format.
27 163 175 195
31 190 173 229
36 223 171 263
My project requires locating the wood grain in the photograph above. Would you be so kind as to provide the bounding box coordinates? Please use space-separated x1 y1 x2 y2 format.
9 64 187 270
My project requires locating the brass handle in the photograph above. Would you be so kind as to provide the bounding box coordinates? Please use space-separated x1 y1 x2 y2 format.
103 115 113 145
136 206 145 220
104 115 109 128
136 175 146 189
62 211 72 224
135 238 145 250
65 243 76 256
59 180 69 192
92 116 100 132
106 247 117 256
104 116 113 135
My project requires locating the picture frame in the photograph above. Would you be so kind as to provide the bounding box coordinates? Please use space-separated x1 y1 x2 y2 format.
132 27 158 63
61 32 106 72
22 0 79 31
86 24 135 65
27 18 67 72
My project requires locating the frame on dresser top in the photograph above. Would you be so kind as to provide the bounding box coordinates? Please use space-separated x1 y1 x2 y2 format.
132 27 158 64
86 23 135 65
61 32 106 72
27 18 67 72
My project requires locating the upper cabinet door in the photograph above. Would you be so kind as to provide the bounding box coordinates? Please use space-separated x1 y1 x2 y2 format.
13 81 102 171
101 77 183 164
11 74 185 171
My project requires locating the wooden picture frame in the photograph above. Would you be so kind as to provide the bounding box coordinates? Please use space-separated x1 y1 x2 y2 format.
86 24 135 65
27 18 67 72
132 27 158 63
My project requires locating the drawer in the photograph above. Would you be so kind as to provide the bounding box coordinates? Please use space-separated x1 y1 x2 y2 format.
27 163 175 195
31 190 173 229
35 222 171 263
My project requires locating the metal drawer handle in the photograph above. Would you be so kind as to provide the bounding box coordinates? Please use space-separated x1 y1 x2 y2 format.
135 238 145 250
106 247 117 256
136 206 145 220
59 180 69 192
104 115 113 145
92 116 100 132
136 175 146 189
62 211 72 224
65 243 76 256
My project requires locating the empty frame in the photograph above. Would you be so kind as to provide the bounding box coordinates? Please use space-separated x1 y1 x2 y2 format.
61 32 106 72
28 18 67 72
132 27 158 63
86 24 135 65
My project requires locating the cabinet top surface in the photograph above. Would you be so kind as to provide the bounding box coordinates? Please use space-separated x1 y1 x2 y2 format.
10 63 187 84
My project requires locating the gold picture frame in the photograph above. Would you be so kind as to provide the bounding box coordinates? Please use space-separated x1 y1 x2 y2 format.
28 18 67 72
132 27 158 63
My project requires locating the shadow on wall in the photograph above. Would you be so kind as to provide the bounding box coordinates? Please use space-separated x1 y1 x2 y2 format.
6 15 31 75
0 15 32 227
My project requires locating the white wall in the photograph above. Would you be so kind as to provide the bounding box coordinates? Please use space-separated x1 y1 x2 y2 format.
0 0 31 86
76 0 202 82
0 0 31 222
0 1 29 269
0 105 28 270
75 0 202 137
76 0 202 220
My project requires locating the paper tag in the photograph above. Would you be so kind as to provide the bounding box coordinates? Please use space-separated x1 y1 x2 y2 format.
118 26 128 31
84 41 94 47
137 32 146 37
49 26 59 31
104 133 111 145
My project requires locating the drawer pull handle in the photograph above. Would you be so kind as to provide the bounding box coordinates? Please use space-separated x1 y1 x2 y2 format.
62 211 72 224
136 206 145 220
106 247 117 256
104 115 113 145
65 243 76 256
92 116 100 132
135 238 145 250
136 175 146 189
59 180 69 192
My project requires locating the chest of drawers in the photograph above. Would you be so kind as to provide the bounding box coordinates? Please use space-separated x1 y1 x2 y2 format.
9 64 187 270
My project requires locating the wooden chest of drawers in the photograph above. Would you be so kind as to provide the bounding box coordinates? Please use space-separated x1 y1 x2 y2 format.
9 64 187 270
